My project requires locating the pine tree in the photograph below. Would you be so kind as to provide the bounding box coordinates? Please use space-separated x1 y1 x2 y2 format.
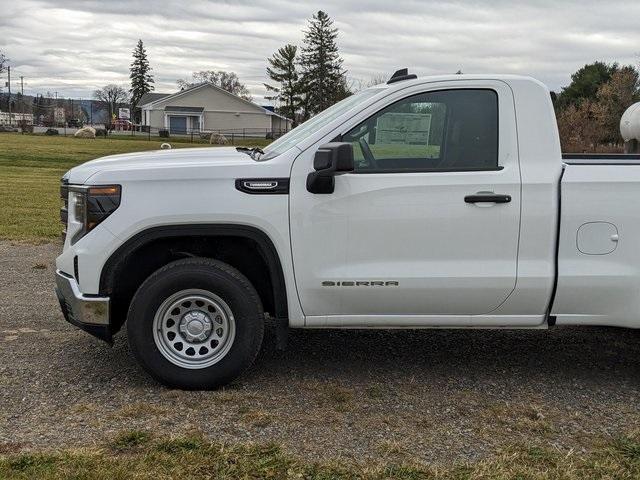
0 50 8 77
299 11 348 117
129 40 154 113
264 44 302 126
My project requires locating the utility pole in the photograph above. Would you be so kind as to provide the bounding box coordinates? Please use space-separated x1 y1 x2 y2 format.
20 76 24 122
7 66 11 125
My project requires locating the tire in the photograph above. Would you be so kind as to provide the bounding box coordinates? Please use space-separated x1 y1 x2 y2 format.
127 257 264 389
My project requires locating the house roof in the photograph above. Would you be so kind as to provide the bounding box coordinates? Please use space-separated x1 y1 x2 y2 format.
262 108 292 122
138 92 170 106
139 83 292 122
139 82 261 111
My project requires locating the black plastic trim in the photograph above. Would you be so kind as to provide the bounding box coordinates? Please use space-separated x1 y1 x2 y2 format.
99 224 289 320
546 166 565 326
353 166 504 175
562 153 640 165
562 153 640 160
563 161 640 165
235 178 289 194
387 68 418 84
465 193 511 204
73 255 79 283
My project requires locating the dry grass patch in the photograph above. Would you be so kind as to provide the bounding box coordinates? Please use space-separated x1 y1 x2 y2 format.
2 430 640 479
212 389 247 404
483 402 554 435
68 403 97 415
0 443 26 455
240 409 273 428
321 384 355 412
365 384 386 399
377 439 408 458
114 402 170 418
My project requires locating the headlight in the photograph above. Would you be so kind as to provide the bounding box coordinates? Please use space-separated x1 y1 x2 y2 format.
61 183 121 245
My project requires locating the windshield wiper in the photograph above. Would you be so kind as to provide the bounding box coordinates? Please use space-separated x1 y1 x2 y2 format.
236 146 264 159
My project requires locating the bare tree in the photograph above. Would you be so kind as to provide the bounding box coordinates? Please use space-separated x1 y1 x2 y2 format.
556 100 602 152
177 71 252 101
367 73 388 87
347 73 389 93
556 65 640 152
594 68 640 144
94 84 129 126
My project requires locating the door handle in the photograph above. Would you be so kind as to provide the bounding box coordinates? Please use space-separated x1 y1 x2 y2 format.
464 193 511 204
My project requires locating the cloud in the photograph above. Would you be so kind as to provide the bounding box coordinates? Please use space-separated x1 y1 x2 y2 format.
1 0 639 102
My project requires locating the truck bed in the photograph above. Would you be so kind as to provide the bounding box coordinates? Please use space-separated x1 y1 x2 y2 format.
553 156 640 328
562 153 640 165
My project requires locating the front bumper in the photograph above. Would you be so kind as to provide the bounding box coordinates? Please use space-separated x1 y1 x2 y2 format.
55 270 112 343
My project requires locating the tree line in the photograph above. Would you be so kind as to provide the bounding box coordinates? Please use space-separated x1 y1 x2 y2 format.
553 62 640 152
94 10 351 127
2 16 639 145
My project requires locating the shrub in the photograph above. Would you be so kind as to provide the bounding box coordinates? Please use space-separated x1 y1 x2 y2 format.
18 120 33 133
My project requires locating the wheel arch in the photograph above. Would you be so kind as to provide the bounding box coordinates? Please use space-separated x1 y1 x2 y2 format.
99 224 288 334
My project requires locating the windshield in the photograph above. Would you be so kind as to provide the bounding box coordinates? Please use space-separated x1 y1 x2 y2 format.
261 88 382 160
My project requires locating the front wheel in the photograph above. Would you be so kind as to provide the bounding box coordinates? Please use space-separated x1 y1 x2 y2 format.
127 258 264 389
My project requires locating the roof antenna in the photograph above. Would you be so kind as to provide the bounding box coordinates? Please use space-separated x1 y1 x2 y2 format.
387 68 417 84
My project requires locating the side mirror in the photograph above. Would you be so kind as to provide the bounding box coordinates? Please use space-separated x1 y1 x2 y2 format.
307 142 354 194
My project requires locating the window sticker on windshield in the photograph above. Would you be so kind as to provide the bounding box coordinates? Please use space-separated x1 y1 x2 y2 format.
376 113 432 145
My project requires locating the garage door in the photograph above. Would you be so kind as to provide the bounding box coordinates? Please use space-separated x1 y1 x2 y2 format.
169 116 187 134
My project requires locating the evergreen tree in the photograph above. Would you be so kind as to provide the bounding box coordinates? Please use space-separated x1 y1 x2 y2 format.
0 51 8 96
264 44 302 126
299 10 349 117
129 40 154 114
0 50 7 77
556 61 618 109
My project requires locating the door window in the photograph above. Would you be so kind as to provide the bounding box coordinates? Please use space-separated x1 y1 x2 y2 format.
343 89 498 173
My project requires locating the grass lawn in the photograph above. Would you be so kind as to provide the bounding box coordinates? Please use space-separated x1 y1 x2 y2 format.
1 430 639 479
0 133 268 241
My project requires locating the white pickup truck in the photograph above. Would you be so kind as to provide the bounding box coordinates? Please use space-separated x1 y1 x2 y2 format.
56 70 640 389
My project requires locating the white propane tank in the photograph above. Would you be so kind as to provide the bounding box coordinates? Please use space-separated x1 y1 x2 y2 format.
620 102 640 142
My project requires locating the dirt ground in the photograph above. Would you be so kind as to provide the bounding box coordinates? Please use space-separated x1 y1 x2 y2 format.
1 240 640 464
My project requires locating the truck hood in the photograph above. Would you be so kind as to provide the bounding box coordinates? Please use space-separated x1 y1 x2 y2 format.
65 147 265 184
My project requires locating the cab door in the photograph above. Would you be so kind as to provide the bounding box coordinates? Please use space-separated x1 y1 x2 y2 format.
289 82 521 324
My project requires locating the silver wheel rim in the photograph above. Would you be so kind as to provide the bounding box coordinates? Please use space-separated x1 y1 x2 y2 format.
152 289 236 369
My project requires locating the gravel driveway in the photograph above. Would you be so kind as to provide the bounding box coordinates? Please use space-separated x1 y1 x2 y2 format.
1 240 640 464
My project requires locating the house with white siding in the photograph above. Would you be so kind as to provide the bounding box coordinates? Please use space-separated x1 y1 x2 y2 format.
138 83 291 137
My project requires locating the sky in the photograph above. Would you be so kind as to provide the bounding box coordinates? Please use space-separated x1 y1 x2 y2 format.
1 0 639 104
